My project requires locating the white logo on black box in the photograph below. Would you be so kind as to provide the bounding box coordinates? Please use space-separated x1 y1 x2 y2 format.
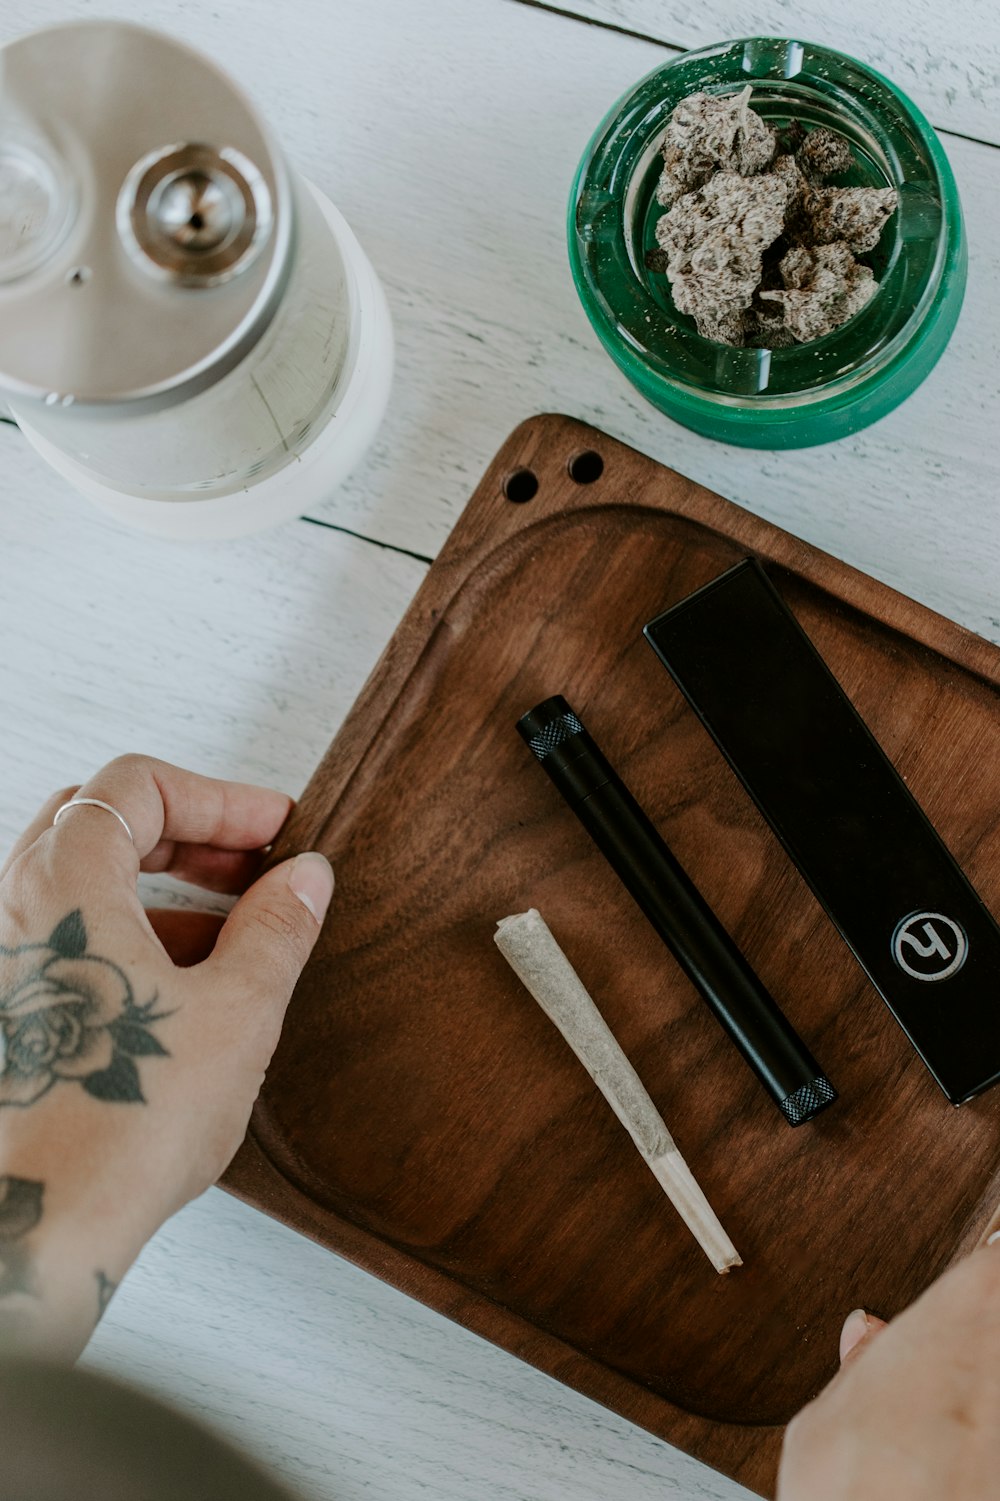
891 911 968 982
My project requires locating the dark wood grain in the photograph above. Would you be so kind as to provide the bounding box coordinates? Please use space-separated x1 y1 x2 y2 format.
224 414 1000 1497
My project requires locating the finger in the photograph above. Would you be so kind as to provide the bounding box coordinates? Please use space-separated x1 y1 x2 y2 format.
838 1308 888 1365
146 909 227 967
0 785 81 880
44 755 294 869
140 840 268 894
202 853 333 1011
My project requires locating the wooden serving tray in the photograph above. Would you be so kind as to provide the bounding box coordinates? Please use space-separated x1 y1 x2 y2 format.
225 415 1000 1496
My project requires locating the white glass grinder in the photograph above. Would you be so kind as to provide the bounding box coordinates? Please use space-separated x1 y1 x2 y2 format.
0 21 393 539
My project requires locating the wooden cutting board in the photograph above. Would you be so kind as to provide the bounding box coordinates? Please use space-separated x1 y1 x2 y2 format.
224 414 1000 1497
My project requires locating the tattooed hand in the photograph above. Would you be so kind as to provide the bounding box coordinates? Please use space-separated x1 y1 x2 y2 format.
0 910 169 1108
0 755 333 1359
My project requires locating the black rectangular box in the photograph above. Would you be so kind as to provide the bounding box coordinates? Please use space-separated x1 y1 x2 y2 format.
644 558 1000 1104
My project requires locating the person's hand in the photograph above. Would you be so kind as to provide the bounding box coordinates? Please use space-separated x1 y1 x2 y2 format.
0 755 333 1359
778 1230 1000 1499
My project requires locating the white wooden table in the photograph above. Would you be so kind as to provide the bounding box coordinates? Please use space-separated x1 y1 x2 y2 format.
1 2 998 1497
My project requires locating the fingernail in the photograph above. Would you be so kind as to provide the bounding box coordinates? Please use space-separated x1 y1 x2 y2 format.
288 851 334 924
987 1229 1000 1247
839 1308 871 1362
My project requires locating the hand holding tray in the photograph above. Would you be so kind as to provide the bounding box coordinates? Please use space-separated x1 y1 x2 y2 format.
224 415 1000 1498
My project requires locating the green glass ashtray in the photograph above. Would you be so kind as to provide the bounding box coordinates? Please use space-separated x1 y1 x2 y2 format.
568 38 967 448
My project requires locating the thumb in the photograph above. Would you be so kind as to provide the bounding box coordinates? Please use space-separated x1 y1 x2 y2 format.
838 1307 888 1366
209 851 334 1003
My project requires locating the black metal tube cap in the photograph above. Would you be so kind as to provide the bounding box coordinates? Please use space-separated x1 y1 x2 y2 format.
779 1076 838 1126
517 697 615 803
517 696 587 760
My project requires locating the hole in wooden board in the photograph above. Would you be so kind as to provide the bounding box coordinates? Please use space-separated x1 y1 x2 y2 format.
504 469 539 504
568 450 604 484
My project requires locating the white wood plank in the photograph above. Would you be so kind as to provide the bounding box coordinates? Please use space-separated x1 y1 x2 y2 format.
0 434 425 859
2 0 999 646
84 1189 753 1501
530 0 1000 145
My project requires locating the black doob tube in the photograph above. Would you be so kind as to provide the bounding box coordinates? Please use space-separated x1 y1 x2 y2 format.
517 695 837 1126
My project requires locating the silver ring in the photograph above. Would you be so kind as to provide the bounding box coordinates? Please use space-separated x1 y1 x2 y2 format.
52 797 135 846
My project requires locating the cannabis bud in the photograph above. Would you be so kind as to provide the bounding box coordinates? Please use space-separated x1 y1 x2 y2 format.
649 88 898 347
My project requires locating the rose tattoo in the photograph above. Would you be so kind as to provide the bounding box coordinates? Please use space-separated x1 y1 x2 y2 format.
0 910 168 1107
